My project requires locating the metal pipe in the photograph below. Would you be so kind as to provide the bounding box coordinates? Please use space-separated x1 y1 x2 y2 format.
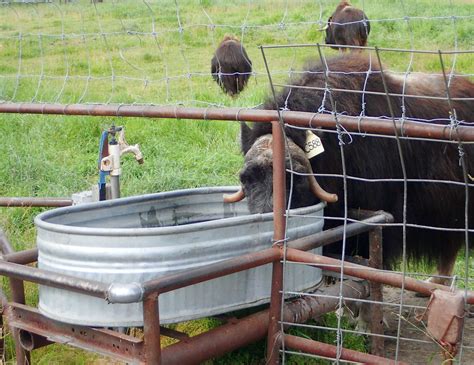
1 248 38 265
369 227 385 356
289 210 393 252
109 175 120 199
0 289 8 359
284 334 407 365
0 213 391 305
0 103 472 142
285 248 474 303
18 330 52 351
0 197 73 207
161 279 369 365
142 213 391 298
266 121 286 364
143 295 161 365
0 229 14 254
6 303 145 363
0 229 30 364
0 260 110 300
142 248 280 296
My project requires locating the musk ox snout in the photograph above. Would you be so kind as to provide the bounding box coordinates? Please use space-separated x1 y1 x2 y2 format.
236 135 337 214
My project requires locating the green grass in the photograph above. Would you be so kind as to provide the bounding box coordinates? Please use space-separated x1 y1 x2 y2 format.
0 0 473 363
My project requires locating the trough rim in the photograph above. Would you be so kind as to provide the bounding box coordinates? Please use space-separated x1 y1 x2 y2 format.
34 186 326 236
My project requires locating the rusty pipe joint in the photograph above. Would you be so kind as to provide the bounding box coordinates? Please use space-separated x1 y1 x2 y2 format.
106 282 144 304
18 330 51 351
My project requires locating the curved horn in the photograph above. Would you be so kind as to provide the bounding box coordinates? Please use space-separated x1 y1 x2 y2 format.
302 158 338 203
317 23 329 31
223 187 246 203
308 174 338 203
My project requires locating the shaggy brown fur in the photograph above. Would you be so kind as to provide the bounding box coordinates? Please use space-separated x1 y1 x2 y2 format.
211 35 252 96
325 1 371 51
239 54 474 280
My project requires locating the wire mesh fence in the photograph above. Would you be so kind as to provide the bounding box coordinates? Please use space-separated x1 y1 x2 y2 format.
0 0 473 364
257 43 473 363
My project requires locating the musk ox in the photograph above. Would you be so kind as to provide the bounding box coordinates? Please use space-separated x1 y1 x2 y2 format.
227 54 474 284
324 1 370 51
211 35 252 96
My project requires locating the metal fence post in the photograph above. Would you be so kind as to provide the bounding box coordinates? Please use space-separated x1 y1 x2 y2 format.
266 121 287 364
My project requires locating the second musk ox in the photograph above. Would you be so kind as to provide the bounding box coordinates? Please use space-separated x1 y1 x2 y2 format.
324 1 370 51
211 35 252 96
226 54 474 284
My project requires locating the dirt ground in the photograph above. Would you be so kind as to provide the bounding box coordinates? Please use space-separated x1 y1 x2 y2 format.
382 287 474 364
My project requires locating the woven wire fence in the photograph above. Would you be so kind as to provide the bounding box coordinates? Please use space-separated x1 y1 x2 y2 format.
0 0 473 364
0 0 472 107
261 43 474 363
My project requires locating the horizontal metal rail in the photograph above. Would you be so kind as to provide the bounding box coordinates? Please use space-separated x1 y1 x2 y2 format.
285 248 474 304
0 103 473 141
160 279 369 365
1 248 38 265
0 260 111 300
142 247 280 297
284 334 407 365
0 197 72 207
260 42 474 55
142 212 391 297
0 214 389 304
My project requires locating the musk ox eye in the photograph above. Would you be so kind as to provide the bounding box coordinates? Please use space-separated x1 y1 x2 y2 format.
240 167 257 184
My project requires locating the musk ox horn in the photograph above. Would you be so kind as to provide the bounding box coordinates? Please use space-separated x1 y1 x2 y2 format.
317 23 329 31
223 187 246 203
302 157 338 203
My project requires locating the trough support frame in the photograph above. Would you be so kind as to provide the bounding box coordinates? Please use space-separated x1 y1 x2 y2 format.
5 302 145 363
0 230 30 365
266 121 287 364
3 279 370 365
369 227 385 356
143 294 161 364
3 219 474 363
1 104 473 363
0 212 399 364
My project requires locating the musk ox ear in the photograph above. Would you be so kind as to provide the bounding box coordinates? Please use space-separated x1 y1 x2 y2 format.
240 122 255 155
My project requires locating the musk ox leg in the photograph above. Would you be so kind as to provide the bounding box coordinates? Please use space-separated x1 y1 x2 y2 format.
415 256 457 298
428 249 458 286
416 242 460 298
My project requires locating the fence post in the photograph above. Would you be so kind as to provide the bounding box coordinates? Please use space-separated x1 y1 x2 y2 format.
369 227 385 356
266 121 287 364
143 294 161 364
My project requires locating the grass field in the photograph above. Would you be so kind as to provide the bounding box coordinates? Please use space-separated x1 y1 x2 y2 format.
0 0 473 363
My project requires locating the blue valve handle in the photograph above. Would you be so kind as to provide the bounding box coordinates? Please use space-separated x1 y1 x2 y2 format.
98 131 110 201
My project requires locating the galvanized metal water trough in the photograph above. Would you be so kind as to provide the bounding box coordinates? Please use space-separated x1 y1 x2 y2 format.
35 187 324 327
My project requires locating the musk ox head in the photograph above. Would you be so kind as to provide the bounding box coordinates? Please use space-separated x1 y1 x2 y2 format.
323 1 371 51
211 35 253 96
224 133 338 214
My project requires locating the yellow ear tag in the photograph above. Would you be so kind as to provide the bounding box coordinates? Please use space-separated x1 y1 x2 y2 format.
305 130 324 159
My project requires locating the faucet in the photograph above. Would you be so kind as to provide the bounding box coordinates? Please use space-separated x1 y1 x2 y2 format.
99 125 144 200
117 127 144 165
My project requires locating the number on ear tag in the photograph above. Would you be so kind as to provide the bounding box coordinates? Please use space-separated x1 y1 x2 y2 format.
305 130 324 159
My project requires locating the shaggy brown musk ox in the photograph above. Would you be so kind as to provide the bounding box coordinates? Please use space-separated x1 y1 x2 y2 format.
211 35 252 96
227 54 474 283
